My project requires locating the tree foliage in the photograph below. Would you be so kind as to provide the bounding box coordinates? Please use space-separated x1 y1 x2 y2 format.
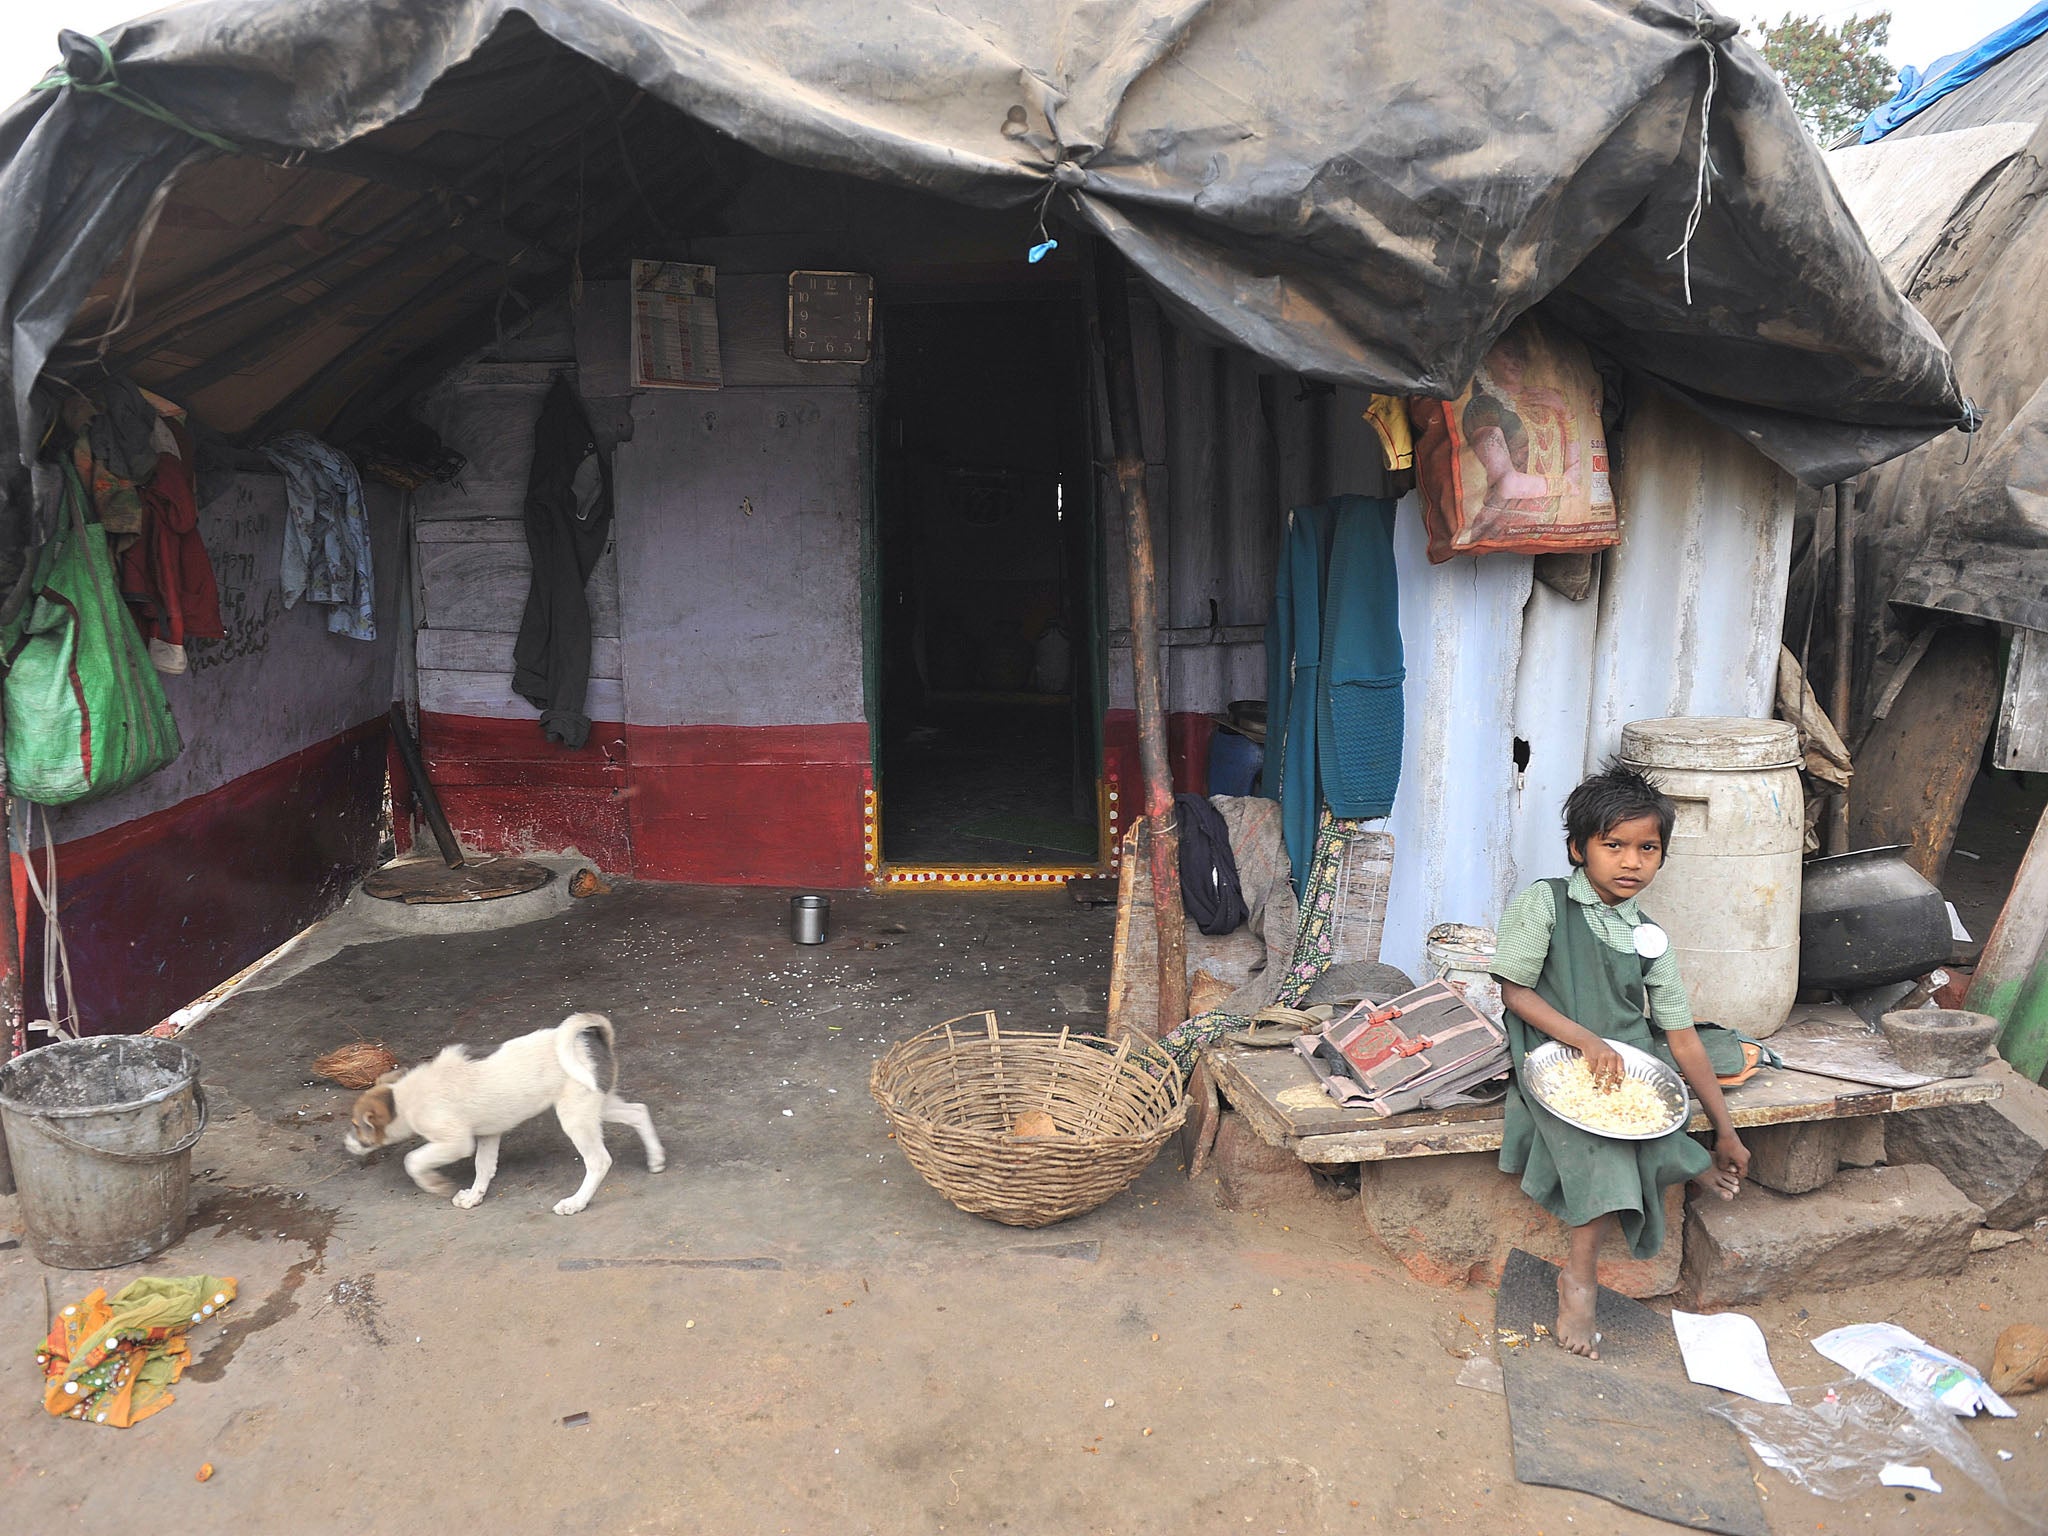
1756 11 1897 144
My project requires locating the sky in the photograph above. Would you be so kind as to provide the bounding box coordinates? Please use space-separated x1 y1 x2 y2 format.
0 0 2038 110
1743 0 2046 74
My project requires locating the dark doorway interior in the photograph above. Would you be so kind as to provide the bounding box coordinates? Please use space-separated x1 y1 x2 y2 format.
1946 766 2048 954
876 298 1099 865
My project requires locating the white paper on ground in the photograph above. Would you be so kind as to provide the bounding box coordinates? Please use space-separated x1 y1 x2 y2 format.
1671 1309 1793 1405
1811 1322 2016 1418
1946 901 1972 943
1880 1463 1943 1493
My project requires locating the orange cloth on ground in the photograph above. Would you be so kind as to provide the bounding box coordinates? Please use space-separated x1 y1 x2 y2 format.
37 1274 237 1428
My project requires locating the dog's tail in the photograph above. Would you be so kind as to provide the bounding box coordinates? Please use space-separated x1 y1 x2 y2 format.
556 1012 617 1095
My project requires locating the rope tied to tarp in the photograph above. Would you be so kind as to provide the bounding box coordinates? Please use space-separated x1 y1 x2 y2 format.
32 31 241 155
1667 3 1726 306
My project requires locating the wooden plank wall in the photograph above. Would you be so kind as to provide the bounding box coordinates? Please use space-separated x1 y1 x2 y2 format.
410 328 628 725
1104 289 1396 716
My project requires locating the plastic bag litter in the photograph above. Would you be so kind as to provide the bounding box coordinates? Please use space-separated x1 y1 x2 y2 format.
1708 1379 2038 1528
1812 1322 2014 1417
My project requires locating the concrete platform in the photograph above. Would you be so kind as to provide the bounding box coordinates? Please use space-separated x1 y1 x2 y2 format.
5 884 2046 1535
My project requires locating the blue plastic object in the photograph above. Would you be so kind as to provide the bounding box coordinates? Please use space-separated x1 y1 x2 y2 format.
1859 3 2048 142
1208 728 1264 797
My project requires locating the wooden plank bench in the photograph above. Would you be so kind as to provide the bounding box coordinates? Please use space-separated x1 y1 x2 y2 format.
1205 1006 2006 1167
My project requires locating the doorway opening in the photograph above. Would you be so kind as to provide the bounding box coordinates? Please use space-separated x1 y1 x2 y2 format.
873 297 1102 874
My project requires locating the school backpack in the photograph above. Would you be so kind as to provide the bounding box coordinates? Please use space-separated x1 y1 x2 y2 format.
2 462 182 804
1295 979 1511 1115
1176 791 1249 935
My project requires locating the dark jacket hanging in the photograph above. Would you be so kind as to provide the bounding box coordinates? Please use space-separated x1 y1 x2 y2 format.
513 376 613 749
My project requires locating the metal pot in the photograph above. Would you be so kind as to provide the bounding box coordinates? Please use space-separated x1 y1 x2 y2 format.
1798 846 1951 993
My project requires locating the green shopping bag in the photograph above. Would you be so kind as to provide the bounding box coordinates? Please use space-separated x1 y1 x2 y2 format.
2 462 181 804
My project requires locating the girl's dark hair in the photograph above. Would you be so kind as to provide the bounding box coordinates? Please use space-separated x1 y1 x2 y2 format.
1563 761 1675 865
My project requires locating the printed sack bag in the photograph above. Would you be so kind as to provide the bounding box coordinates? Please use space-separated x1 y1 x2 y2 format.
2 463 182 804
1409 314 1619 563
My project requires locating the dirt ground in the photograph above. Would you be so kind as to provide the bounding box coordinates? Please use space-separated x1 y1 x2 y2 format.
2 884 2045 1535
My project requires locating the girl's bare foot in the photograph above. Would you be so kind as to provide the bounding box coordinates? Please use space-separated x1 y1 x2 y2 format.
1690 1167 1740 1201
1555 1269 1600 1358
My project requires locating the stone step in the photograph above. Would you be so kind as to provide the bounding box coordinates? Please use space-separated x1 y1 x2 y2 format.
1882 1061 2048 1230
1358 1148 1683 1297
1681 1163 1981 1307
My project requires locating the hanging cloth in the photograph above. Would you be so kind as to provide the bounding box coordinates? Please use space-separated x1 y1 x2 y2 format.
512 376 613 749
118 417 224 660
1363 394 1413 471
259 430 376 640
1264 495 1403 896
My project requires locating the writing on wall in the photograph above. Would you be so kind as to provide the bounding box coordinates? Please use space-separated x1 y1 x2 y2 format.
186 483 281 675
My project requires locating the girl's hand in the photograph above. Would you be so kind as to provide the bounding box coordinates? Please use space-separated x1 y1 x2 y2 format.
1715 1132 1750 1182
1582 1037 1625 1090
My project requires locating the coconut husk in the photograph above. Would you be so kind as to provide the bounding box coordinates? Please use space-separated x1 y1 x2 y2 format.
1188 969 1235 1017
1990 1322 2048 1397
1011 1109 1061 1138
569 868 613 897
313 1041 400 1090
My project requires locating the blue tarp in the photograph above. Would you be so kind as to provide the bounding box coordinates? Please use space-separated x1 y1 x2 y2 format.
1860 2 2048 141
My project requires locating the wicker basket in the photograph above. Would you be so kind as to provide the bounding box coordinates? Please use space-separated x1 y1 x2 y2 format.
869 1013 1187 1228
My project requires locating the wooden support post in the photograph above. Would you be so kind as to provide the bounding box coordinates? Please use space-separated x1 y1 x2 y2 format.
1092 251 1188 1036
1827 482 1855 855
1967 796 2048 1083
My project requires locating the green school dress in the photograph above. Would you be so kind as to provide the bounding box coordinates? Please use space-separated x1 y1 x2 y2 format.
1495 876 1744 1260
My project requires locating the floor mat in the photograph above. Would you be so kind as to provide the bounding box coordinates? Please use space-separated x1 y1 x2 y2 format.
1496 1247 1770 1536
954 812 1099 856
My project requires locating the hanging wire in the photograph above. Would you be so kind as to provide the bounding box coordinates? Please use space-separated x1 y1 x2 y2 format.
13 802 79 1040
71 174 177 360
570 124 588 309
1667 4 1721 306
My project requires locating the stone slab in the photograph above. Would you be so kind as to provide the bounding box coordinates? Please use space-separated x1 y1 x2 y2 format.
1359 1149 1682 1297
1210 1113 1318 1212
1745 1120 1845 1194
1837 1115 1885 1167
1205 1040 2004 1164
1882 1061 2048 1229
1680 1164 1981 1307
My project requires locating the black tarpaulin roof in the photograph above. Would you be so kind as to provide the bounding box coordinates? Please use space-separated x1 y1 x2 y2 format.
0 0 1970 611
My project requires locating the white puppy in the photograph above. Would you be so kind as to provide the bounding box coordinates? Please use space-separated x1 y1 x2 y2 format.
343 1012 665 1215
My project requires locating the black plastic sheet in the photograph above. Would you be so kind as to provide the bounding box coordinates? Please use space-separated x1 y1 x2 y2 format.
0 1 1969 609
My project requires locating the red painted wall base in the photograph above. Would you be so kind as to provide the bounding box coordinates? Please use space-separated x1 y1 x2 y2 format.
24 719 389 1037
417 714 872 887
1103 709 1218 803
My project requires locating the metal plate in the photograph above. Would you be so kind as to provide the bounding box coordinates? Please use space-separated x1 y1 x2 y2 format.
361 858 555 904
1522 1038 1688 1140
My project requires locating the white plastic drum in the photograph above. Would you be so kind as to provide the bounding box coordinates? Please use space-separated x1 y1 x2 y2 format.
1619 717 1804 1037
1425 922 1505 1025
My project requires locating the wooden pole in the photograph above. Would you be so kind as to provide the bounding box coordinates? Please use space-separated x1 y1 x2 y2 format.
1092 251 1188 1035
387 704 465 868
1827 481 1855 855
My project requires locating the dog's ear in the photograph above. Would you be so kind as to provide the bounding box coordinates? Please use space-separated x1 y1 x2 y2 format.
373 1067 404 1086
352 1084 396 1144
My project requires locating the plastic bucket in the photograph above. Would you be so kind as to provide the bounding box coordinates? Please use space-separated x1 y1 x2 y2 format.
0 1036 208 1268
1207 730 1264 797
1426 922 1503 1024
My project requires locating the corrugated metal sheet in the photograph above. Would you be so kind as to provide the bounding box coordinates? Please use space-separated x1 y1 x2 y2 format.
1114 309 1796 980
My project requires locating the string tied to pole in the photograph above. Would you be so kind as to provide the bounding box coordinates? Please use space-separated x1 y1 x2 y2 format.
1667 3 1734 306
33 31 242 156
